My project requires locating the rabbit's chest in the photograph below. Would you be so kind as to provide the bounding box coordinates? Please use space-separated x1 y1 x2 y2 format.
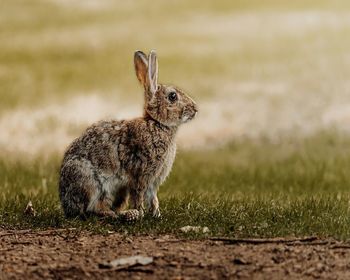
153 143 177 187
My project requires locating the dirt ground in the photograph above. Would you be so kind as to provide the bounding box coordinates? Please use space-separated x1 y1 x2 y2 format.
1 229 350 280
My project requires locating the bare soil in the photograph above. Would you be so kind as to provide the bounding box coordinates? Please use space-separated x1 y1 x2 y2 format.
1 229 350 280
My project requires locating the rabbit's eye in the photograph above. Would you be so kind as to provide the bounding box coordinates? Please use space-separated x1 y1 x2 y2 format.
168 91 178 102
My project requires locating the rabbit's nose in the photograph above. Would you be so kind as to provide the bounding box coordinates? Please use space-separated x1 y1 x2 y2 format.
192 105 198 119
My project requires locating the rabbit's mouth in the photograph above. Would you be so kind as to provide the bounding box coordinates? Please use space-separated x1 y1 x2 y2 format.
181 115 191 123
181 111 197 123
181 103 198 123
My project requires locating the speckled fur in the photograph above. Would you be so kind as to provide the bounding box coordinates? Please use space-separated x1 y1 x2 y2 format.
59 50 197 219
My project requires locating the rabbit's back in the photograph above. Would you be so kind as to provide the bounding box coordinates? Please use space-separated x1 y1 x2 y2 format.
61 118 176 181
63 120 126 172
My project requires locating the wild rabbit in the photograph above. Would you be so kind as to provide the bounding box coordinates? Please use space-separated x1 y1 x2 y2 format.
59 50 197 221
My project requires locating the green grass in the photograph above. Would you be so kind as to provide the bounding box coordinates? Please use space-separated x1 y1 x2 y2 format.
2 133 350 239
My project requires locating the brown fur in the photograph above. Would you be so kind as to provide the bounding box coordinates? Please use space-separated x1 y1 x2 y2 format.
59 50 197 219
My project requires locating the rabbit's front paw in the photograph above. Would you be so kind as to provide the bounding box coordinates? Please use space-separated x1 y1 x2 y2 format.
152 208 161 219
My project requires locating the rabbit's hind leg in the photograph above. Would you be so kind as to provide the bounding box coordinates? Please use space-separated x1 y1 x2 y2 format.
60 159 100 218
60 159 118 219
114 187 142 222
87 199 117 218
86 187 117 218
115 187 145 222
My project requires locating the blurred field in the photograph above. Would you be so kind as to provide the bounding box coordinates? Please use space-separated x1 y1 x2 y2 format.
2 0 350 238
3 0 350 154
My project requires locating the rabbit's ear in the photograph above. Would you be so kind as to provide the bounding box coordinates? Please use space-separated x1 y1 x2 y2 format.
148 50 158 95
134 51 148 88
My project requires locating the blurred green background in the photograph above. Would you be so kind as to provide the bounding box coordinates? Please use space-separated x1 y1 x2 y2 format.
2 0 350 155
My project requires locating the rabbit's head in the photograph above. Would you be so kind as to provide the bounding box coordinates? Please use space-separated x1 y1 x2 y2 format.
134 50 198 127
